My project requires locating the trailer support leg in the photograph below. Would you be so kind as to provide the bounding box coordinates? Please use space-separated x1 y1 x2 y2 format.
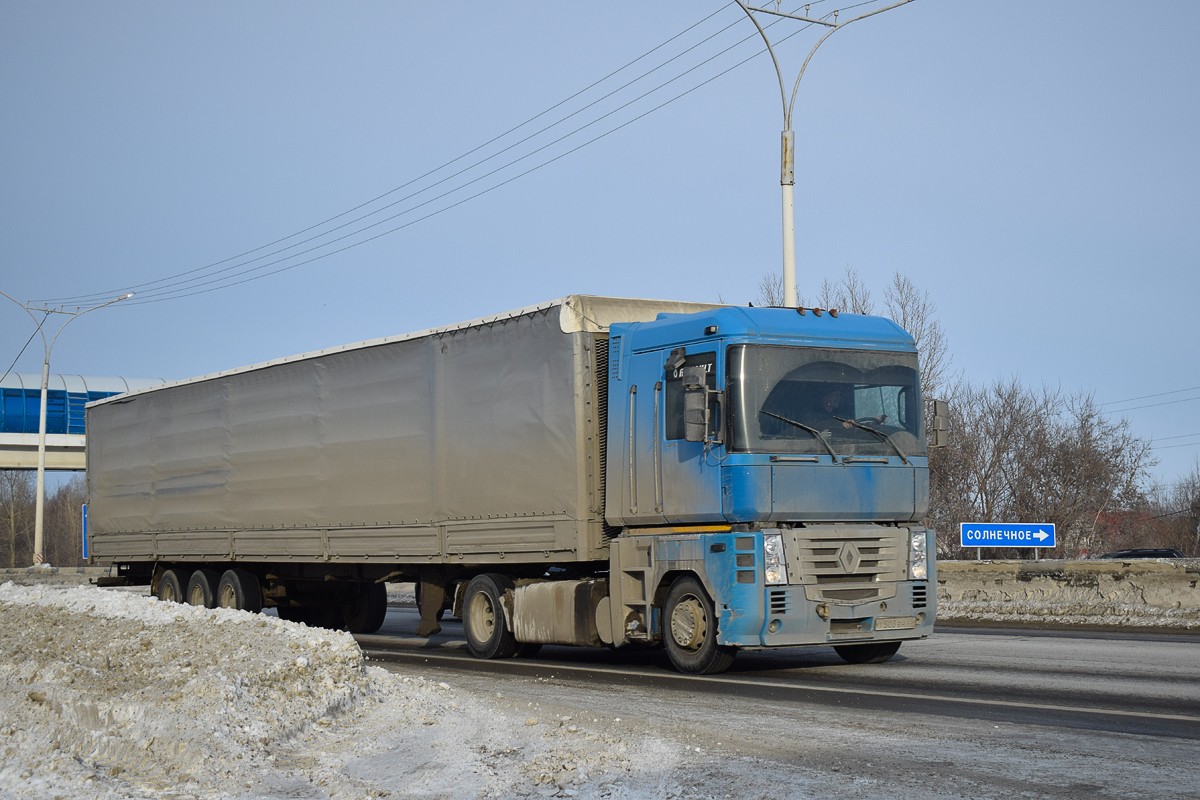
416 571 448 637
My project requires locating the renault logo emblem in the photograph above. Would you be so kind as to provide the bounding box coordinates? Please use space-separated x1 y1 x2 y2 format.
837 542 861 573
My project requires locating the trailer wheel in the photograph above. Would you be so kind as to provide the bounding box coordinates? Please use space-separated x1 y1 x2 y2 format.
834 641 901 664
157 569 186 603
342 582 388 634
462 574 518 659
663 576 735 675
217 569 263 613
186 569 220 608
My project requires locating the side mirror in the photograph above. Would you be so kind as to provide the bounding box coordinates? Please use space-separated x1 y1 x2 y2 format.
929 399 950 449
682 365 709 443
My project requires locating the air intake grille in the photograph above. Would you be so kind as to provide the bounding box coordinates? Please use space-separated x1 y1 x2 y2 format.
608 335 621 381
594 336 620 540
911 583 927 609
769 590 788 615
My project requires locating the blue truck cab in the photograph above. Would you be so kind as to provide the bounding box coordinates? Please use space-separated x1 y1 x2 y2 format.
600 305 940 673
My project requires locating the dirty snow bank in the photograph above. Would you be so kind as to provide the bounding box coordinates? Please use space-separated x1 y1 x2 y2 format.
937 559 1200 630
0 582 699 799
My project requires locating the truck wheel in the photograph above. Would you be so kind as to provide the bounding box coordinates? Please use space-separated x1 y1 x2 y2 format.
663 576 736 675
834 641 901 664
342 582 388 634
157 569 186 603
462 574 518 659
217 568 263 613
186 569 220 608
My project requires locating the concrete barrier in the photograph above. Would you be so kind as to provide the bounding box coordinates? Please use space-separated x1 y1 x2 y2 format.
936 559 1200 631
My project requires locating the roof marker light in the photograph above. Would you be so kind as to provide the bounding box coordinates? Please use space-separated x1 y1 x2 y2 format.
829 308 838 318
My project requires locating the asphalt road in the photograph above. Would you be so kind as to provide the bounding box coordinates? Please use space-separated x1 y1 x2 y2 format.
356 607 1200 798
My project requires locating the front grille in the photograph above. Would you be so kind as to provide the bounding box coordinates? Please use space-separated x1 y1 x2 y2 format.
791 525 906 604
911 583 927 609
769 590 788 615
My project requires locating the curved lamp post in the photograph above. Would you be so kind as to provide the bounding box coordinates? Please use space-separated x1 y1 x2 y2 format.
737 1 914 307
0 290 133 566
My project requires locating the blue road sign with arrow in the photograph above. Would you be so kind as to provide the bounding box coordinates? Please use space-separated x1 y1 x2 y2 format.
960 522 1056 548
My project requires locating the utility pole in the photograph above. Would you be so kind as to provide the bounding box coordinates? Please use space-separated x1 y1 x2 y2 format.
737 1 915 307
0 290 133 567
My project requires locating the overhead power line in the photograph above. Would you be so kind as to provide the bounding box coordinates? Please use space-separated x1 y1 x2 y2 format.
1152 432 1200 443
0 312 48 384
1154 441 1200 450
1109 395 1200 414
41 4 737 307
34 0 854 306
1102 384 1200 407
123 16 825 306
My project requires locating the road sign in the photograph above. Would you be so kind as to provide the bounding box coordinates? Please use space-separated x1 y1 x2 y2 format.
960 522 1056 548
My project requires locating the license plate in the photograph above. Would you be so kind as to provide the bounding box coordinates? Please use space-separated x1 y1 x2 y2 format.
875 616 918 631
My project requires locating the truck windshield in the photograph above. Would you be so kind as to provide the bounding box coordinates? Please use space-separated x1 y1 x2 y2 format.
726 345 925 458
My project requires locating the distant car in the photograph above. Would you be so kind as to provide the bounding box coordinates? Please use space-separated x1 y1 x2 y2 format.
1097 548 1184 559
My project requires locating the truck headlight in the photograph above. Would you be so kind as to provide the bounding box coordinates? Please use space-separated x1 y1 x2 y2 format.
910 529 928 580
764 532 788 585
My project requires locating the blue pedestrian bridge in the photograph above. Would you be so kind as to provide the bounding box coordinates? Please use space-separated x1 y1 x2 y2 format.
0 373 164 470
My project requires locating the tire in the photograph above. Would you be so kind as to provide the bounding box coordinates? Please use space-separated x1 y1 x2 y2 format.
462 574 518 659
663 576 736 675
186 569 220 608
217 568 263 613
342 582 388 634
157 568 186 603
834 641 902 664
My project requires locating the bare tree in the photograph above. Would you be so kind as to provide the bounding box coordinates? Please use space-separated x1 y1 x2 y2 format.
0 470 35 568
816 266 875 315
756 272 787 307
45 474 86 567
883 272 955 402
927 380 1156 558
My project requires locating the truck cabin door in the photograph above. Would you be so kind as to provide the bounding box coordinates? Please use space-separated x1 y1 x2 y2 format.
661 349 723 524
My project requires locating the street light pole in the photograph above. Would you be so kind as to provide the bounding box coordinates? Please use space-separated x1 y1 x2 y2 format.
737 1 915 307
0 290 133 567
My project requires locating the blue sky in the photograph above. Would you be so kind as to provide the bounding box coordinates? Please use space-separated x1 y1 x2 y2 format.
2 1 1197 485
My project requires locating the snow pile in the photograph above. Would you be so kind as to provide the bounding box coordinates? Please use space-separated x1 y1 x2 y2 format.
0 581 369 798
0 582 700 799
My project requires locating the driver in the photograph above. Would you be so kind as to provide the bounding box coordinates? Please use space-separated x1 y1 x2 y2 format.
815 387 854 429
814 387 888 429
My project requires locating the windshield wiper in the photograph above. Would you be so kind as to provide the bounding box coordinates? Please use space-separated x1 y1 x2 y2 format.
834 416 910 465
759 410 840 462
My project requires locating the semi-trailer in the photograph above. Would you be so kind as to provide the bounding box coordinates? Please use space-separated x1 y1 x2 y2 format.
86 295 946 673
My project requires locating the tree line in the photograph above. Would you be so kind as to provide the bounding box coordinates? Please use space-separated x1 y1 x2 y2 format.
0 472 86 568
759 268 1200 559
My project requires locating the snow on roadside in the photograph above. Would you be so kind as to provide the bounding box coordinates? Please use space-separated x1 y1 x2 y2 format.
0 582 701 799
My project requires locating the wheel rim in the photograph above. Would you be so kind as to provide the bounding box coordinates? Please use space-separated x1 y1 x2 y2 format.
218 583 237 608
467 591 496 643
188 583 205 606
670 595 708 652
161 581 178 603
